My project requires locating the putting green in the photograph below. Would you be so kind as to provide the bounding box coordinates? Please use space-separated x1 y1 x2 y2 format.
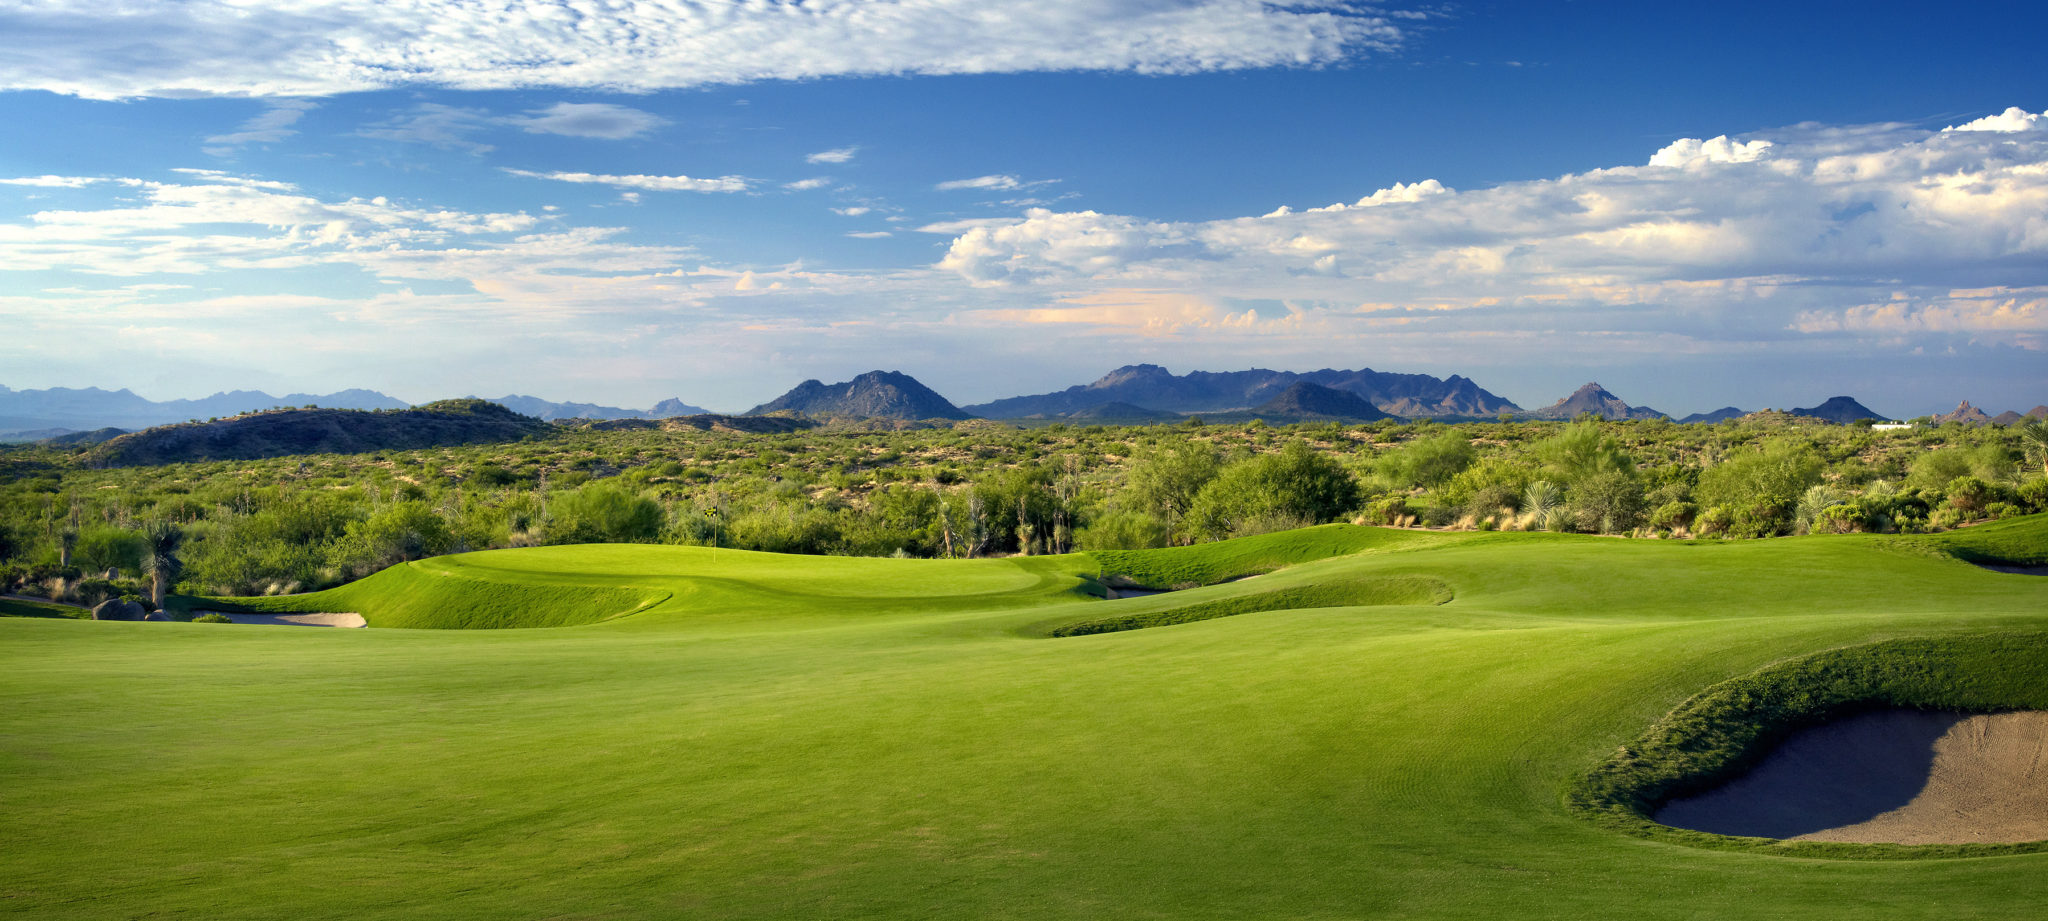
4 519 2046 919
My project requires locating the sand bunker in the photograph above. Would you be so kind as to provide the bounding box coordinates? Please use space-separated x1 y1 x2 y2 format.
1655 709 2048 844
208 611 366 628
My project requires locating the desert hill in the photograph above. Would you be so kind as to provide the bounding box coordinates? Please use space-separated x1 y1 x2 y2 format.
84 399 551 467
1251 382 1394 421
1789 396 1890 423
746 371 970 421
1525 383 1666 421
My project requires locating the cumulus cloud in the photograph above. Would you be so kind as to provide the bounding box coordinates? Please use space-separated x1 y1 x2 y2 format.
0 1 1410 100
806 147 860 165
783 177 833 191
503 169 750 193
932 112 2048 354
503 102 667 139
1945 107 2047 133
1646 135 1772 168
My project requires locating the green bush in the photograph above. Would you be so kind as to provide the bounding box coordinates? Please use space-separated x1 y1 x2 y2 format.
192 612 233 623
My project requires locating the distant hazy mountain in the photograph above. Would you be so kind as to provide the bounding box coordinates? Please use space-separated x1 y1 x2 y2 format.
88 399 550 467
1251 382 1394 421
0 384 407 435
1058 401 1183 422
964 364 1518 419
1525 383 1666 421
1675 407 1747 424
746 371 970 420
479 394 710 421
1788 396 1890 424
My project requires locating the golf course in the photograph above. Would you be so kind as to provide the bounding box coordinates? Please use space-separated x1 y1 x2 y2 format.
5 517 2048 920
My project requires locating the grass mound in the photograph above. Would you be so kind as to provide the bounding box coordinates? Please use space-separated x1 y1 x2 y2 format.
1052 576 1451 636
1087 523 1433 589
1915 513 2048 567
1568 631 2048 858
206 557 667 629
0 596 88 620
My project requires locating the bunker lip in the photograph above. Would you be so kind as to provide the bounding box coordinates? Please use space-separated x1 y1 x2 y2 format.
1971 562 2048 576
200 611 367 628
1654 709 2048 845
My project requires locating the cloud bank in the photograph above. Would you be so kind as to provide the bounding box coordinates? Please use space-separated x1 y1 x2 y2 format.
0 0 1409 99
934 110 2048 352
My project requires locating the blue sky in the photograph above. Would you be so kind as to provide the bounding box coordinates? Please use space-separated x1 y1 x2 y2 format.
2 0 2044 417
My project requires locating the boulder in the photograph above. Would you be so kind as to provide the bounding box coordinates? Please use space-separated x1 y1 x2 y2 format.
142 610 172 622
90 599 145 621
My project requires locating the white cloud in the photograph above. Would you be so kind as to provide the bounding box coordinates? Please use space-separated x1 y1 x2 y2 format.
1944 107 2047 133
832 206 872 216
806 147 860 165
1 175 106 188
936 174 1060 192
503 102 666 139
783 177 832 191
846 231 893 239
203 99 318 150
1647 135 1772 168
931 112 2048 354
504 169 750 193
0 1 1410 100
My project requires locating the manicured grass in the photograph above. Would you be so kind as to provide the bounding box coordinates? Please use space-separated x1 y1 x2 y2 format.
3 518 2047 920
0 596 87 620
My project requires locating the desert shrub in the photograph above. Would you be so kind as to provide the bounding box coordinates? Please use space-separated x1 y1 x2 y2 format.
1568 471 1645 534
1463 482 1522 522
1696 440 1822 537
1648 500 1696 531
1361 496 1411 526
333 501 454 573
1076 510 1172 551
1905 449 1974 491
2018 478 2048 512
549 483 663 544
192 612 233 623
1535 421 1635 484
1793 484 1848 534
1186 442 1360 540
1694 505 1733 537
1378 430 1476 489
1121 442 1220 539
1944 475 1999 516
1810 503 1865 534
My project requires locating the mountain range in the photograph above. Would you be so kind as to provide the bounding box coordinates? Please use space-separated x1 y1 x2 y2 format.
962 364 1518 419
0 385 714 440
475 394 709 422
7 371 2038 436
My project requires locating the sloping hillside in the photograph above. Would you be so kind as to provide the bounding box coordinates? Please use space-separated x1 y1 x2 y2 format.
85 399 551 466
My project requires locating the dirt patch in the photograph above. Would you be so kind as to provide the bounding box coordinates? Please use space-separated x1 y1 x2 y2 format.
202 611 367 628
1656 709 2048 844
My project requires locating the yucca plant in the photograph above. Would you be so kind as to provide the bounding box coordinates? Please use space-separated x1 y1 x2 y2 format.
141 520 184 610
1523 481 1562 529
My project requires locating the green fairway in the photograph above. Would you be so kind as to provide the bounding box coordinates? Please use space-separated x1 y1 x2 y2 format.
5 519 2048 919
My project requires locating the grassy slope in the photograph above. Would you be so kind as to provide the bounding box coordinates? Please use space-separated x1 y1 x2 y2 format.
2 518 2046 920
